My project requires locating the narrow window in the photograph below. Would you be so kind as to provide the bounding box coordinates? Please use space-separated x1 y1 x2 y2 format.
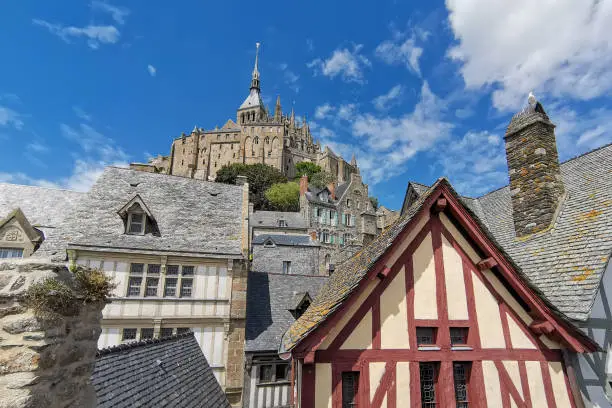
126 263 144 297
140 328 154 340
0 248 24 258
180 279 193 297
275 364 289 382
160 328 174 338
420 362 439 408
416 327 437 346
282 261 292 274
342 371 359 408
453 362 471 408
346 198 351 208
144 277 159 297
450 327 469 345
122 328 137 341
278 220 287 227
259 364 273 383
164 278 177 297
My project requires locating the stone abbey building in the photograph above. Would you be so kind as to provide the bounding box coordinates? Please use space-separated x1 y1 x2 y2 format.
131 43 358 183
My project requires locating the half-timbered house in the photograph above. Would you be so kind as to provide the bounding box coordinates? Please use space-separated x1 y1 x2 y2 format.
280 96 611 408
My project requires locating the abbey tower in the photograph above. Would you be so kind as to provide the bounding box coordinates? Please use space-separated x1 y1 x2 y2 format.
132 43 359 182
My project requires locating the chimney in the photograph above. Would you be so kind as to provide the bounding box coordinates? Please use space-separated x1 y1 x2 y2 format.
327 181 336 200
299 175 308 196
504 93 564 237
235 175 248 186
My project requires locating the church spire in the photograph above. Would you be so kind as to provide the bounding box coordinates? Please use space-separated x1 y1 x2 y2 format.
290 108 295 128
350 153 357 166
250 42 261 91
274 95 282 121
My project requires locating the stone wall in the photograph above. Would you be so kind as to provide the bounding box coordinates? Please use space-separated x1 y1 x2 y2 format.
251 244 320 276
226 258 248 407
0 259 105 408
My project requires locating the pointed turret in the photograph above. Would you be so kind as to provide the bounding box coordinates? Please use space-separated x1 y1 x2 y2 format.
238 43 265 124
290 108 295 128
251 42 261 91
350 153 357 166
274 95 282 121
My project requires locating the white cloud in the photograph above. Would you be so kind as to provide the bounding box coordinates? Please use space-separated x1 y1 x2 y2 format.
314 103 334 120
372 85 404 110
26 142 49 154
60 123 128 163
73 106 92 121
435 130 508 196
90 1 130 25
33 19 120 49
337 104 356 120
308 45 371 83
446 0 612 110
0 106 24 130
279 63 299 92
375 37 423 75
147 64 157 77
545 104 612 155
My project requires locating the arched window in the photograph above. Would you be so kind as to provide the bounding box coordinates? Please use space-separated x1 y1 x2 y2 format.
254 136 259 144
265 136 270 144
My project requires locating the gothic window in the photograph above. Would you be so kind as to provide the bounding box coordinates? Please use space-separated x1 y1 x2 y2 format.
254 136 259 144
241 113 244 123
341 372 359 408
214 162 217 168
420 363 439 407
267 151 271 157
265 136 270 144
453 362 471 408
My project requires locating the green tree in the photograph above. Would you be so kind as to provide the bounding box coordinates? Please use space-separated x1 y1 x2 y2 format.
215 163 287 210
369 196 379 211
294 162 322 179
310 171 335 189
265 182 300 212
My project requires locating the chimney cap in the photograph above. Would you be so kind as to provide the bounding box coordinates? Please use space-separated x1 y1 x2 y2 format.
235 175 248 186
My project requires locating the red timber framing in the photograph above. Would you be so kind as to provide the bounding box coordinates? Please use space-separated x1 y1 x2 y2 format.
294 182 597 408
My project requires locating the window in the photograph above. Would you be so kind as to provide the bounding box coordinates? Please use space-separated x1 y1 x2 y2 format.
140 328 154 340
128 212 145 234
127 277 142 297
180 279 193 297
147 264 160 274
346 198 351 208
122 328 137 341
259 365 273 383
0 248 24 258
331 211 338 226
416 327 437 345
342 372 359 408
322 231 330 243
182 265 194 275
275 364 289 381
144 277 159 296
282 261 292 274
160 328 174 338
420 362 439 408
177 327 190 335
278 220 287 227
453 362 471 408
164 278 178 297
450 327 469 345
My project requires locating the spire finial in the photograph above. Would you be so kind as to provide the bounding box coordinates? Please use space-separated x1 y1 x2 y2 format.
528 91 536 106
254 42 260 75
249 42 261 91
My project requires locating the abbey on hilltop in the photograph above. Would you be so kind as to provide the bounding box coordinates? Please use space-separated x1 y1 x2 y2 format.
131 43 359 183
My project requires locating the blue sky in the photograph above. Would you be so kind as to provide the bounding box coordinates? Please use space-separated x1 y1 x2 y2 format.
1 0 610 210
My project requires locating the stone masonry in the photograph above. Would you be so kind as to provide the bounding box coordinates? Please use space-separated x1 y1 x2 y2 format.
252 242 320 276
0 259 105 408
505 97 565 236
225 258 248 406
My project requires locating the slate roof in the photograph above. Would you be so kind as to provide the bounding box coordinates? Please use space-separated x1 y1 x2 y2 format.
251 211 307 230
38 167 245 258
246 271 328 352
252 234 319 247
239 89 264 110
92 332 230 408
392 144 612 321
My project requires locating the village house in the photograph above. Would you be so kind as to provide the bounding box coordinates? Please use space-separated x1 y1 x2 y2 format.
280 96 612 408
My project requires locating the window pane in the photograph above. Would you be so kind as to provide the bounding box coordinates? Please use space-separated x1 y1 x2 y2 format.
454 363 470 408
140 328 154 339
416 327 436 345
130 263 144 274
144 278 159 297
450 327 469 345
181 265 194 276
160 328 174 338
259 365 273 383
127 277 142 297
122 328 137 341
164 278 177 297
420 363 438 407
147 264 161 274
0 248 24 259
166 265 179 275
275 364 289 381
341 372 359 408
180 279 193 297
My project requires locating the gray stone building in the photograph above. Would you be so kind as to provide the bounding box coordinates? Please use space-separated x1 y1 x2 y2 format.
243 271 328 408
400 96 612 407
251 234 320 276
298 171 379 274
250 210 308 238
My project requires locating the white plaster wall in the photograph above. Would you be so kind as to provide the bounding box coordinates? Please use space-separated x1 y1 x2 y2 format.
315 363 332 408
340 309 372 350
413 232 437 319
380 266 409 349
441 235 469 320
473 271 505 348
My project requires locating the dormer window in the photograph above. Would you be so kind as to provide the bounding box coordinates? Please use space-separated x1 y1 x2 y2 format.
128 211 145 234
278 220 287 228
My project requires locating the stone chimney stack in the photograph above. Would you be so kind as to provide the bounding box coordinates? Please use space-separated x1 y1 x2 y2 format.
504 93 565 237
299 175 308 196
328 182 336 200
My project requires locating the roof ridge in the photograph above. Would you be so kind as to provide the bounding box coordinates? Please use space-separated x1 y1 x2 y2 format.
105 166 243 189
96 331 194 356
250 270 329 278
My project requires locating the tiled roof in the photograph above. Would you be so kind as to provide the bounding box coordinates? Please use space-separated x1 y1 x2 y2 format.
92 332 230 408
38 167 245 259
246 272 328 352
251 211 307 230
280 180 440 353
252 234 319 247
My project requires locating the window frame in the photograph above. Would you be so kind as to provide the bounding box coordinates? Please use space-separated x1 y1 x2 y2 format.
127 211 146 235
0 247 24 259
419 362 440 408
256 362 291 385
341 371 360 408
282 261 292 274
452 362 471 408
